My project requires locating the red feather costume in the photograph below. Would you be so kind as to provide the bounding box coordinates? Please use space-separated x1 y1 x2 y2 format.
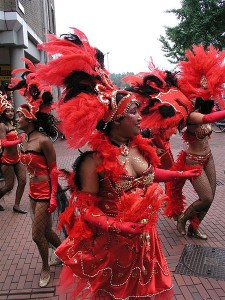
122 65 193 170
37 28 175 299
165 44 225 227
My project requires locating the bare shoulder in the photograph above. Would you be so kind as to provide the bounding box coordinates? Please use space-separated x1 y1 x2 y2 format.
38 132 52 144
188 111 204 124
79 152 101 173
0 123 6 131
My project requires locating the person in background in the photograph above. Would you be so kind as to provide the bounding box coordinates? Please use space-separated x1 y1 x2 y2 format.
166 44 225 239
11 58 61 287
37 28 201 299
0 92 26 212
122 67 193 171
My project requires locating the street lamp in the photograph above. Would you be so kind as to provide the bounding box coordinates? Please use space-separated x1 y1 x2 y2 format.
104 52 110 71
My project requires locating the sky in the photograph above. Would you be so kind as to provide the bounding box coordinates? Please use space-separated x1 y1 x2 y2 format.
54 0 181 74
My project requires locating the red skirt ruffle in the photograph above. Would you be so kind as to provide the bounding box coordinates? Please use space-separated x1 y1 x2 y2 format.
55 226 173 300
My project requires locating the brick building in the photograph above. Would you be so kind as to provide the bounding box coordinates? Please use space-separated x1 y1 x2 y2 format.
0 0 56 107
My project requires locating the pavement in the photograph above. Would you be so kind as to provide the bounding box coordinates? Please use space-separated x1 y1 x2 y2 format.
1 130 225 300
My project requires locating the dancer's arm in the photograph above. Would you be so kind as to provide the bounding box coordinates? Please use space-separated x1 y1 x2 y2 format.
1 134 24 147
154 168 201 182
188 110 225 124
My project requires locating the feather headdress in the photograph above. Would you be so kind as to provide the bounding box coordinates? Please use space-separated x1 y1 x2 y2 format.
0 92 13 114
10 57 54 119
122 63 193 134
37 28 139 149
178 44 225 109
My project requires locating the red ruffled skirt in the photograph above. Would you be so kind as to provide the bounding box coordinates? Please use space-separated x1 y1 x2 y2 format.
55 225 173 299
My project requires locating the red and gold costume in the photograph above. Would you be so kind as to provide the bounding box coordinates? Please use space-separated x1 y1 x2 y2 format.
33 27 205 298
56 132 173 299
19 150 50 201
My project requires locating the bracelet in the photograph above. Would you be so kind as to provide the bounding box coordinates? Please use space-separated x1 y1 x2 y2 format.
108 221 121 234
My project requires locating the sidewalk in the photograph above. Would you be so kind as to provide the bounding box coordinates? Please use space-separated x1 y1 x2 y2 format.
0 131 225 300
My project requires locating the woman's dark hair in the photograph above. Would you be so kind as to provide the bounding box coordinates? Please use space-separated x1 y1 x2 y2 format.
72 150 95 190
195 98 214 114
20 103 58 138
35 111 58 137
63 71 97 102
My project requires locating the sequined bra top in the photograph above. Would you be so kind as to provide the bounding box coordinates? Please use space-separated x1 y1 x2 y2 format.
98 165 155 216
193 124 212 140
184 123 212 142
19 150 49 178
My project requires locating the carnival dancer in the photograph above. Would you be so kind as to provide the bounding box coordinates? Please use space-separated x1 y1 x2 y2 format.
165 44 225 240
36 28 201 299
0 92 26 212
11 59 61 287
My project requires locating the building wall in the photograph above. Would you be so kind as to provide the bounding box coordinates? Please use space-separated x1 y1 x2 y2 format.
0 0 56 107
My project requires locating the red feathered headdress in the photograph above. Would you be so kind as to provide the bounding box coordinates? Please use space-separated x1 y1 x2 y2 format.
0 92 13 114
178 44 225 109
10 57 55 119
37 28 139 148
122 62 193 134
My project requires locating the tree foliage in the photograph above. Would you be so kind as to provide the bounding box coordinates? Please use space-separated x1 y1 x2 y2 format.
109 72 134 88
160 0 225 64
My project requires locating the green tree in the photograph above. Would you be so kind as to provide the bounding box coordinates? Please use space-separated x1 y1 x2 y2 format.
110 72 134 88
160 0 225 64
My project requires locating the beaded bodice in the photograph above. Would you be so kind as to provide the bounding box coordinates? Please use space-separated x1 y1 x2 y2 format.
98 165 155 216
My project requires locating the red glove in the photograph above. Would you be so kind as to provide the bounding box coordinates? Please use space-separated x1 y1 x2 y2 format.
154 168 201 182
1 133 25 147
83 206 145 234
47 161 58 213
202 110 225 123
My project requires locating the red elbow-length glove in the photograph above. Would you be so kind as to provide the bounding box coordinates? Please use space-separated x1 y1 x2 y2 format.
83 206 145 234
202 110 225 123
48 161 58 213
1 133 25 147
154 168 201 182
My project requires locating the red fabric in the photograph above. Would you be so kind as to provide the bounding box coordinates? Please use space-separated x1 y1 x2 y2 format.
1 152 20 165
164 151 201 219
6 130 18 141
19 151 49 177
202 110 225 123
1 137 22 147
56 225 173 300
29 181 50 200
154 167 201 182
48 161 58 213
55 134 173 299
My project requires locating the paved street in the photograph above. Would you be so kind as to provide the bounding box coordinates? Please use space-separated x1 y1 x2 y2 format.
1 130 225 300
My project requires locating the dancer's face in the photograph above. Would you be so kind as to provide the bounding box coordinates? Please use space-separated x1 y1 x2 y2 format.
118 103 142 138
16 112 30 131
4 108 14 121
